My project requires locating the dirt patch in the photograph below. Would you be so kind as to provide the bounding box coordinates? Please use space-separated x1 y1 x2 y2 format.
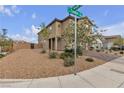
0 49 106 79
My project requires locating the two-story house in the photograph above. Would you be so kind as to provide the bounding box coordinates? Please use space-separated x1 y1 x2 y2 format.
38 15 93 51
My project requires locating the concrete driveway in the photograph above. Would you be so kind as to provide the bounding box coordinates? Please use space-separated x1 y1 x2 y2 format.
0 56 124 88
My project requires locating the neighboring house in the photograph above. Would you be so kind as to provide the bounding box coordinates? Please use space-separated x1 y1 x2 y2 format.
38 15 93 51
102 35 122 49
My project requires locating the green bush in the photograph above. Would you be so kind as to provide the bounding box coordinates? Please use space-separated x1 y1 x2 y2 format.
64 48 74 54
105 51 108 54
85 58 94 62
64 46 83 57
89 47 94 51
111 46 120 51
49 52 58 58
60 52 73 59
60 52 66 59
96 50 100 52
120 51 124 54
64 57 74 67
0 54 5 58
109 49 112 53
41 49 46 53
77 46 83 56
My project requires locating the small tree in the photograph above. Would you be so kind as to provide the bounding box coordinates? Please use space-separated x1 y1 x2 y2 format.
0 28 13 52
62 23 74 49
61 18 102 54
77 23 95 50
40 23 50 52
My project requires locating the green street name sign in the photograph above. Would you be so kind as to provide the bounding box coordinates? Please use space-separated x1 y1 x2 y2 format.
67 7 83 17
72 5 82 11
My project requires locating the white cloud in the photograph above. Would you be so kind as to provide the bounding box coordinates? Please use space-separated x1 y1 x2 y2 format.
32 13 36 19
9 34 37 43
11 5 20 14
0 5 4 12
0 5 20 16
8 25 40 43
11 5 16 11
4 8 13 16
24 25 40 35
31 25 39 34
100 22 124 37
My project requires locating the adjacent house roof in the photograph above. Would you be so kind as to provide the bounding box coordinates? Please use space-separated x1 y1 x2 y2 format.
103 35 121 39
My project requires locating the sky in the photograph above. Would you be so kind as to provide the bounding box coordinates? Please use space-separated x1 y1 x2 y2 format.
0 5 124 43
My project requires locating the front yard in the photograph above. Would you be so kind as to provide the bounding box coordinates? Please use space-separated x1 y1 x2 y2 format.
0 49 106 79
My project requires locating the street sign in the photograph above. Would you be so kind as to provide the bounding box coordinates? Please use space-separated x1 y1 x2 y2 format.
72 5 82 11
67 5 83 75
67 7 83 17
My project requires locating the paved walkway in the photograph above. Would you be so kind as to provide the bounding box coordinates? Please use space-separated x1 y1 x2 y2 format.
0 56 124 88
84 51 120 62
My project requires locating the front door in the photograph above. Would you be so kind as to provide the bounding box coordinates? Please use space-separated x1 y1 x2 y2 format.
31 43 34 49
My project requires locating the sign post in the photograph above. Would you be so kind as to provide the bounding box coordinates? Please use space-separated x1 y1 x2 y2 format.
67 5 83 75
74 15 77 75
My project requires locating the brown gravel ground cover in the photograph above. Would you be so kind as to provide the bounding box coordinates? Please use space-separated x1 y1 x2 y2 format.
0 49 106 79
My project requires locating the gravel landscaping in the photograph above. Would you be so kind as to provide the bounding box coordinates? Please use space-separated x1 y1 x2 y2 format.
0 49 106 79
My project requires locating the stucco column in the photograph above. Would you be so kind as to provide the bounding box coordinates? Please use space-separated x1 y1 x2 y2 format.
55 37 58 51
51 39 53 51
86 43 89 50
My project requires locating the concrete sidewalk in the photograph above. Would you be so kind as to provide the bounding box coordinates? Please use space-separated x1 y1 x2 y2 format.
0 56 124 88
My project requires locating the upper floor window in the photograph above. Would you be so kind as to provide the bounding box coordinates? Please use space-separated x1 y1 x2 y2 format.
85 24 89 28
49 26 52 30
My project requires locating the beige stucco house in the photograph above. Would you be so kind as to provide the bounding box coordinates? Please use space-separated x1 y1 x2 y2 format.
102 35 122 49
38 15 93 51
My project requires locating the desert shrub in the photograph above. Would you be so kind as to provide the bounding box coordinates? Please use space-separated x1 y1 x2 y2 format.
85 58 94 62
41 49 46 53
60 52 66 59
76 46 83 56
64 48 74 54
96 49 100 52
60 52 65 59
120 51 124 54
64 48 74 57
105 51 108 54
49 52 58 58
60 52 74 59
64 46 83 57
109 49 112 53
111 46 120 51
89 47 94 51
0 54 5 58
64 57 74 67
